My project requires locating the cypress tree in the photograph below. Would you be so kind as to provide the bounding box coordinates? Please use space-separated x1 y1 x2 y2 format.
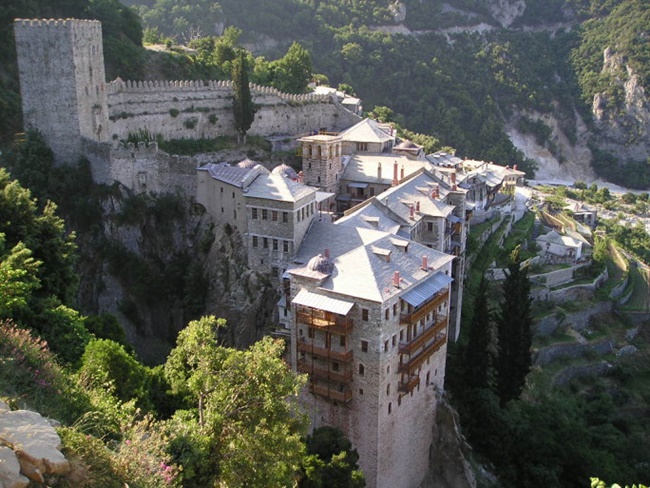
464 276 498 391
496 245 532 406
232 52 256 144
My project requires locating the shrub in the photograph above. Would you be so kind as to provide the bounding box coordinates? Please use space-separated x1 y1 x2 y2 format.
169 108 179 118
208 114 218 124
183 117 198 129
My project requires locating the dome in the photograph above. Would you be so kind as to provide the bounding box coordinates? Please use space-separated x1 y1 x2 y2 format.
237 158 258 169
307 254 334 275
271 163 298 180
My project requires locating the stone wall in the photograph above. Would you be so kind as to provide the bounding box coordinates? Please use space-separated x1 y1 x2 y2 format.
534 338 614 366
534 300 612 336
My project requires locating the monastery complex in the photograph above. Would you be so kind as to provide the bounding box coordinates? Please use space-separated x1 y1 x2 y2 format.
14 18 526 488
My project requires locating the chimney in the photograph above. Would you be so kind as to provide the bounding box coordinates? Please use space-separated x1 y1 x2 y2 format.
298 171 304 184
377 162 382 181
392 161 398 186
451 172 456 185
409 205 415 219
393 271 400 287
416 201 420 212
513 164 518 171
400 165 405 180
422 256 428 271
324 248 330 258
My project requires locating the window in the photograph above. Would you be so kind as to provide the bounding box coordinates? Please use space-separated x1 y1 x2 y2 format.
221 207 224 213
393 304 397 316
387 365 390 374
283 241 289 253
358 364 365 375
332 362 339 372
272 266 278 276
362 309 369 321
385 309 389 320
273 239 278 251
308 328 314 338
361 340 368 352
252 236 258 247
356 142 368 151
299 328 303 336
386 384 390 396
388 402 392 414
233 210 236 219
398 395 402 406
340 335 346 347
272 211 278 221
232 192 235 199
359 388 364 395
220 187 223 193
370 187 375 197
384 340 388 352
282 212 288 223
263 238 268 249
392 335 396 347
262 209 268 220
252 208 258 219
427 222 433 232
426 371 431 386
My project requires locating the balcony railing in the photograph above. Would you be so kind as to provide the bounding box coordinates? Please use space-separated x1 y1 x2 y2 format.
398 335 447 375
298 339 353 363
297 359 353 383
399 316 447 354
400 290 449 325
296 309 354 335
310 383 352 403
398 374 420 393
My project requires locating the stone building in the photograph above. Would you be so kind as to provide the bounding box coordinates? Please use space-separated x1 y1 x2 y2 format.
283 220 454 488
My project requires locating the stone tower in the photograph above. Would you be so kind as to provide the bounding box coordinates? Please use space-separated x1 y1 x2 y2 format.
298 134 342 194
14 19 109 164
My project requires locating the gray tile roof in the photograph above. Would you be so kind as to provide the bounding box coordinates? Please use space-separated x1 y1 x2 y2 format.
245 172 318 202
338 118 394 143
291 221 454 303
341 153 426 185
197 162 255 188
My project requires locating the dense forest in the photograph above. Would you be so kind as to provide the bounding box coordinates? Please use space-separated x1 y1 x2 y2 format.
1 0 650 186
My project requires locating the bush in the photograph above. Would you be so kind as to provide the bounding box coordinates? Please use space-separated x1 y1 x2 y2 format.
169 108 179 118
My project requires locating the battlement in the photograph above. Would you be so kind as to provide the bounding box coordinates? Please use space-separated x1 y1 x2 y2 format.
14 18 101 28
106 78 331 103
111 140 160 154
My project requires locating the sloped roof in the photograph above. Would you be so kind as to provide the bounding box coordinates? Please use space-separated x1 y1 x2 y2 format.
197 162 255 188
536 230 582 248
339 118 394 144
245 173 317 202
290 221 454 303
341 153 424 185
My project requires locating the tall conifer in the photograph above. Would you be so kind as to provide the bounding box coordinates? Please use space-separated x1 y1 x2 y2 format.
464 276 498 390
496 245 532 405
232 52 255 144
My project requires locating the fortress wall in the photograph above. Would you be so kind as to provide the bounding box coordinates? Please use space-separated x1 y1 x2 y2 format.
106 80 360 141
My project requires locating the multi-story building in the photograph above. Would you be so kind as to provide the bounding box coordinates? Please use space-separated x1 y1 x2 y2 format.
196 160 323 280
283 220 454 488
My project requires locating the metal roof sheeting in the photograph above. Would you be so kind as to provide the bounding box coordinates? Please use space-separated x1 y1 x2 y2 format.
401 272 453 308
292 289 354 315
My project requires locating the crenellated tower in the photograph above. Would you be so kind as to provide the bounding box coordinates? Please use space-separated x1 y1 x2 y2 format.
14 19 109 164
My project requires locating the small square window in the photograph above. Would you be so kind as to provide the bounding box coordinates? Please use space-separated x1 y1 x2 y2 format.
283 241 289 252
332 362 339 372
359 388 364 395
252 208 258 219
273 239 278 251
283 212 288 223
263 238 268 249
262 209 268 220
362 309 369 321
252 236 258 247
272 211 278 221
340 335 346 347
358 364 365 375
361 340 368 352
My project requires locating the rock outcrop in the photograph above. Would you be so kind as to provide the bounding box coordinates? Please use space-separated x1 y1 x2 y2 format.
485 0 526 28
0 401 70 487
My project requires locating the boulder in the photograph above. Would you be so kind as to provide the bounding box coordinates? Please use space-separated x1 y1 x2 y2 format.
0 410 70 478
0 446 29 488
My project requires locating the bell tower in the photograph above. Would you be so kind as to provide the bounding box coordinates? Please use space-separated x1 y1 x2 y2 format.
298 133 342 193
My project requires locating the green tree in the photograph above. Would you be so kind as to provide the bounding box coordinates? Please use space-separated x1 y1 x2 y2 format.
496 245 532 405
271 42 313 94
300 426 365 488
463 276 498 390
164 316 307 487
232 52 256 144
0 234 40 316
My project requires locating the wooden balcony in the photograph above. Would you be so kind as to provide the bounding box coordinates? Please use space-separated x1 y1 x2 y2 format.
297 359 353 383
398 335 447 375
398 374 420 393
298 339 353 363
400 290 449 325
296 308 354 335
310 383 352 403
399 316 447 354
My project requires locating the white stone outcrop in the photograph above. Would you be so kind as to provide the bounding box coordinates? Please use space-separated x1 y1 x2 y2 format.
0 408 70 485
485 0 526 28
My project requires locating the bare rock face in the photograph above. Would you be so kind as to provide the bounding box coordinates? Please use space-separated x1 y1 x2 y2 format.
485 0 526 28
421 395 476 488
592 47 650 163
0 409 70 486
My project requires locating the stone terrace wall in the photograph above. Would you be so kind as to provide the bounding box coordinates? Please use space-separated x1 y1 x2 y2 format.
106 80 361 142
